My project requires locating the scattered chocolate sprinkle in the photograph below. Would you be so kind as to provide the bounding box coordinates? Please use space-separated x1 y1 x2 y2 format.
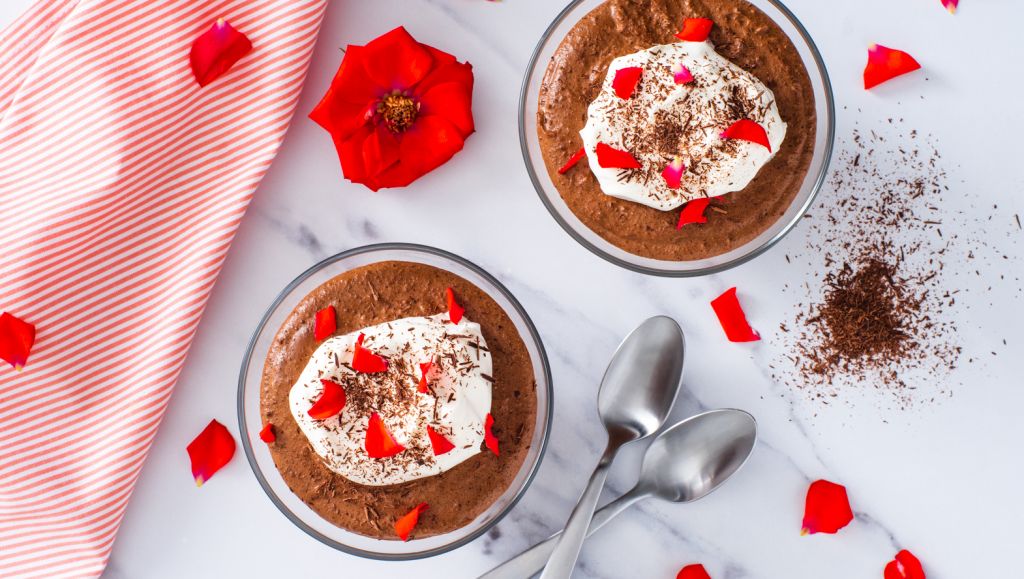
776 120 969 409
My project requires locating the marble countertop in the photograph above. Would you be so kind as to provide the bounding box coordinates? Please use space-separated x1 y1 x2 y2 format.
3 0 1021 577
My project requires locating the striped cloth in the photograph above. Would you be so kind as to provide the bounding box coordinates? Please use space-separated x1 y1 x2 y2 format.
0 1 326 576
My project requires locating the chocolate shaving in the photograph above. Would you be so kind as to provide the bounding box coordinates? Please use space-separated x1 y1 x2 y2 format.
775 120 970 409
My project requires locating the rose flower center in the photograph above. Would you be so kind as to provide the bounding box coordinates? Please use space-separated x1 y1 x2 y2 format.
377 93 419 133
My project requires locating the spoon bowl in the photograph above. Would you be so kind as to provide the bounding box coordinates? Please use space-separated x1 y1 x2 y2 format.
598 316 686 442
639 409 757 503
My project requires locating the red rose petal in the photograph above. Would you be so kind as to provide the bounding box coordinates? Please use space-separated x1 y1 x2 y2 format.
418 361 433 394
352 333 389 373
595 143 641 169
721 119 771 152
710 287 761 342
662 156 687 190
446 287 465 325
418 80 475 137
864 44 922 90
314 306 337 341
394 115 467 180
259 423 276 443
363 26 434 90
427 425 456 456
414 49 473 97
187 419 235 487
308 379 347 420
0 312 36 371
673 63 694 85
365 412 406 458
309 45 378 141
363 123 402 178
677 197 711 229
395 502 428 541
677 564 712 579
940 0 958 14
675 18 714 42
189 19 253 88
484 413 500 456
801 479 854 535
559 147 587 174
335 124 374 185
612 66 643 99
884 550 926 579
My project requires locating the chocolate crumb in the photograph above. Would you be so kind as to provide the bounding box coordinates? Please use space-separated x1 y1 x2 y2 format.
776 121 966 409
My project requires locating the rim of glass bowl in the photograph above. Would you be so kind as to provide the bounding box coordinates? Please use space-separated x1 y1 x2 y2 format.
237 243 553 561
518 0 835 277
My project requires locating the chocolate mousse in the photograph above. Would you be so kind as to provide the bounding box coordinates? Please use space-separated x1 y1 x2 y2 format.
259 261 537 540
537 0 817 261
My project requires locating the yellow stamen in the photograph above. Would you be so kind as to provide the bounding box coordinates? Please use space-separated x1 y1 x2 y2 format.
377 93 419 133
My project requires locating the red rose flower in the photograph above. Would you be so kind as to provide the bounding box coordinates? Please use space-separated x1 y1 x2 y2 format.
310 27 475 191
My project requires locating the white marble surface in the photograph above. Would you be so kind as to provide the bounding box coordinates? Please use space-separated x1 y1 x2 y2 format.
3 0 1022 577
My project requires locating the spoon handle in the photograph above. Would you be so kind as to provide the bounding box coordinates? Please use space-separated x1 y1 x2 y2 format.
477 489 644 579
538 444 619 579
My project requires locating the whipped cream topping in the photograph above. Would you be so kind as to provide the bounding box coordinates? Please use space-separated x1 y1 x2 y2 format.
580 40 787 210
289 313 492 486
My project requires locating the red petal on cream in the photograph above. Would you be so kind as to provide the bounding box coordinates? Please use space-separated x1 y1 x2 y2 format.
365 412 406 458
352 333 389 373
673 63 694 85
446 287 465 325
801 479 854 535
418 361 433 394
662 156 687 190
259 423 276 443
612 66 643 99
0 312 36 371
864 44 922 90
677 197 710 229
940 0 958 14
722 119 771 152
484 413 500 456
677 564 712 579
187 419 236 487
710 287 761 342
314 306 336 341
308 379 347 420
884 550 926 579
189 19 253 87
675 18 714 42
558 147 587 174
595 143 641 169
395 502 429 541
427 426 456 456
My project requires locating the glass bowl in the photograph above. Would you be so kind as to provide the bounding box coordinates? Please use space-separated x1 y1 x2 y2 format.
519 0 835 277
237 243 553 560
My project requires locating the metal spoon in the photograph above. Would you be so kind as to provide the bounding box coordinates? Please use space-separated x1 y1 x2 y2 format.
479 409 757 579
539 316 685 579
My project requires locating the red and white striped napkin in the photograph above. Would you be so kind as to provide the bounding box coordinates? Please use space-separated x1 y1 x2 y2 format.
0 1 326 576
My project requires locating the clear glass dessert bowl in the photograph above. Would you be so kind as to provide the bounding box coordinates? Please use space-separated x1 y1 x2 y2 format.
237 243 553 560
519 0 835 277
